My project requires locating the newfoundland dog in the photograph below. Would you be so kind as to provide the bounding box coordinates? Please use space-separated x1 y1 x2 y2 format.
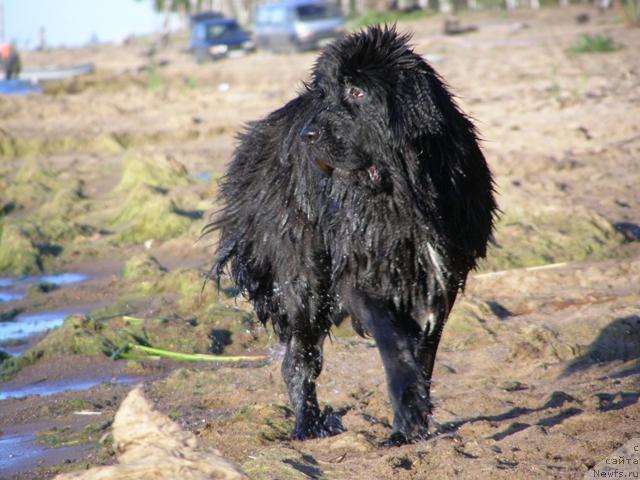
208 26 497 445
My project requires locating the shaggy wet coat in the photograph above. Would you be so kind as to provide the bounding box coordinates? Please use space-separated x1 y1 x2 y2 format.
208 26 497 444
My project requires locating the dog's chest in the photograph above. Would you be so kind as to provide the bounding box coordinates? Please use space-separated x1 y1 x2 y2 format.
325 194 427 273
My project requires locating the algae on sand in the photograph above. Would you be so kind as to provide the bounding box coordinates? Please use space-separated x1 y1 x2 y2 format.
35 420 113 449
131 304 260 355
0 132 123 160
443 300 502 351
4 158 58 210
3 158 97 246
481 207 625 271
0 222 42 275
226 404 295 447
121 253 167 280
114 153 192 193
110 154 201 243
28 315 121 358
111 183 196 243
0 315 128 381
25 181 97 242
37 181 88 220
0 299 262 379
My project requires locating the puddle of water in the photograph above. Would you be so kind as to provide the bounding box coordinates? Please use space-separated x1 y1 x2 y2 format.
0 429 91 477
0 375 138 401
0 272 89 304
0 291 24 303
38 273 89 286
0 308 88 344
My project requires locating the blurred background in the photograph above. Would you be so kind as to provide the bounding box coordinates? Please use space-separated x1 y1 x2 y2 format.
1 1 639 479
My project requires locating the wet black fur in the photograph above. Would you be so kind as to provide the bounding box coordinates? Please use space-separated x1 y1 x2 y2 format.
206 26 497 444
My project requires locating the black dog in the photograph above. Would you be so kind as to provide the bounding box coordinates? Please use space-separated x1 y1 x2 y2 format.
208 26 497 445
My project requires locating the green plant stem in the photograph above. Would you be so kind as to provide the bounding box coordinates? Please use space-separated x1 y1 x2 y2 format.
126 343 267 363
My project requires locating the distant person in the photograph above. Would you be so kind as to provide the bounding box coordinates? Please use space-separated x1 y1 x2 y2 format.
0 43 21 80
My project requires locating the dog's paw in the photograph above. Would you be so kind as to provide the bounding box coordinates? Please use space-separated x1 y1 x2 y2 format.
292 406 346 440
381 429 434 447
382 401 435 447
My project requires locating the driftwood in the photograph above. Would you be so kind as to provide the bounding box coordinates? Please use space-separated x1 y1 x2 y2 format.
54 387 247 480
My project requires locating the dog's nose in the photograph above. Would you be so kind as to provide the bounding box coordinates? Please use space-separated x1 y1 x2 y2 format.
300 126 320 144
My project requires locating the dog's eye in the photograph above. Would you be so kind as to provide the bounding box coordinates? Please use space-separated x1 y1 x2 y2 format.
348 87 365 101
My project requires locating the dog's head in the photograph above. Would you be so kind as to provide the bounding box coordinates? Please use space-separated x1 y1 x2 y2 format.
295 25 453 188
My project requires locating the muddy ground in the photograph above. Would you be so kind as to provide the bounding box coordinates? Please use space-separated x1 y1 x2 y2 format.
1 6 639 479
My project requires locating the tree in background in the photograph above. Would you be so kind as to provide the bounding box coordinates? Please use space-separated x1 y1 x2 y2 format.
620 0 640 26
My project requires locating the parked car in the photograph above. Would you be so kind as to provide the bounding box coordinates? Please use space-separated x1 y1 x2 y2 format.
190 18 255 63
254 0 345 52
189 11 224 27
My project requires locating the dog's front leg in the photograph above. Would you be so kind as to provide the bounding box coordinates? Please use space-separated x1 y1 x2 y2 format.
281 329 341 440
346 289 432 445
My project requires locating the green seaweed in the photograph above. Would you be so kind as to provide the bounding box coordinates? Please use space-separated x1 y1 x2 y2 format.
5 162 96 244
35 420 113 448
0 222 42 275
0 300 262 379
33 315 119 357
4 158 58 209
443 301 499 350
481 207 625 271
111 184 195 243
0 350 44 382
121 253 167 280
114 153 192 193
109 154 201 243
123 304 259 355
229 404 295 444
0 132 123 160
38 181 87 219
0 314 122 379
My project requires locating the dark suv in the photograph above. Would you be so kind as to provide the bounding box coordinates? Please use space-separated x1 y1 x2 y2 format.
190 18 255 62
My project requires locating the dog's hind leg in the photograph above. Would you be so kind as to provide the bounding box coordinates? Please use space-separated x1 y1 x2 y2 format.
345 289 431 445
281 328 343 440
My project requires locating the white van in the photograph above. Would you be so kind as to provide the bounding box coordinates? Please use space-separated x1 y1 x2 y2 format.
254 0 345 52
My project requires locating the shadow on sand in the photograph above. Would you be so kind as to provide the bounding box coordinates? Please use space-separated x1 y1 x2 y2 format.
436 314 640 442
563 315 640 377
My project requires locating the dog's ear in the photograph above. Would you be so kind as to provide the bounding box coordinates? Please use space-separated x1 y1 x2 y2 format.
390 62 497 269
391 64 453 142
